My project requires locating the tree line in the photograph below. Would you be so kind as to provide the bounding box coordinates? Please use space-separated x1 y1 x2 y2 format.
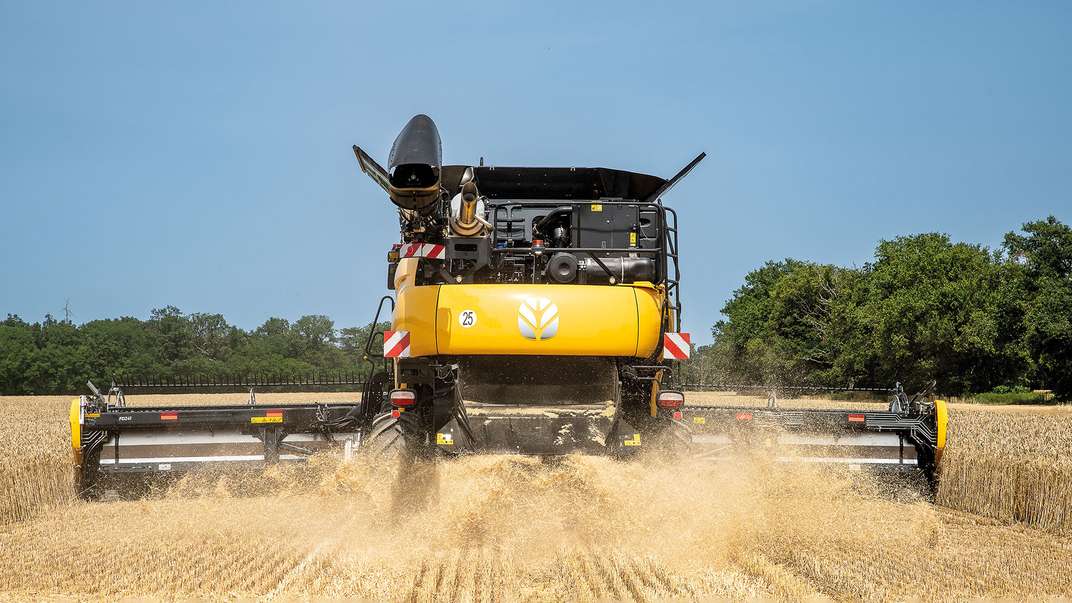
684 216 1072 401
2 216 1069 399
0 308 388 395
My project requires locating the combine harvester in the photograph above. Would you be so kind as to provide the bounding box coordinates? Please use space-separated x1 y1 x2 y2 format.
70 115 947 497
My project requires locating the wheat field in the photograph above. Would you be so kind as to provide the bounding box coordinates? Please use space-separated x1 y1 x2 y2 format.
0 393 361 526
0 393 1070 600
936 404 1072 533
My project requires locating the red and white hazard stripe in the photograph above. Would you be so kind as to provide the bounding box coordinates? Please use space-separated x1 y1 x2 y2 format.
663 332 691 360
383 330 411 358
399 242 446 259
423 243 445 259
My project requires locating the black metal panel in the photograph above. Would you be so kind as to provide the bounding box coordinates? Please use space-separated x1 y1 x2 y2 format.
436 414 618 455
84 404 360 433
112 373 367 394
677 406 933 440
441 166 667 200
574 203 640 251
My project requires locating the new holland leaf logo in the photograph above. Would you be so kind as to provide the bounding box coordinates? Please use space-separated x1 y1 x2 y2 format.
517 297 559 340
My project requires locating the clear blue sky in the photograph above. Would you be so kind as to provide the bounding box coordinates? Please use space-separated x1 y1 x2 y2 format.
2 1 1069 343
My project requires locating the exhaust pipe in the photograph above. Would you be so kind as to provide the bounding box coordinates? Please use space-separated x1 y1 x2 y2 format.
450 167 487 236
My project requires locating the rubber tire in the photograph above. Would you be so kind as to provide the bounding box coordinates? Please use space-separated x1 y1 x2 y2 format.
363 409 440 512
363 410 420 458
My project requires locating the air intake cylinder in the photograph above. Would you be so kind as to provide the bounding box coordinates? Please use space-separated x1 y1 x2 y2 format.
386 114 443 212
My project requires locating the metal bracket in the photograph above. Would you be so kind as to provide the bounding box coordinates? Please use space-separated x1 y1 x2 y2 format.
261 428 285 463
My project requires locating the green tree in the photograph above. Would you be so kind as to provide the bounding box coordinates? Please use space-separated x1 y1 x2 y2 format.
859 233 1024 394
0 322 36 394
339 321 391 371
80 317 163 384
712 260 803 382
1005 216 1072 400
0 309 390 394
291 315 339 368
188 313 235 361
712 260 870 386
766 262 869 385
150 306 193 365
1004 216 1072 280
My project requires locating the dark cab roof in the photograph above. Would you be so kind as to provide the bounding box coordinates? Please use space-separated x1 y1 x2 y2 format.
440 165 667 200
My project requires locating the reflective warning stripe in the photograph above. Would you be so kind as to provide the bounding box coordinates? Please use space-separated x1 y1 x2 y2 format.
383 330 411 358
99 454 305 465
251 416 283 424
399 243 446 259
663 332 691 359
776 457 918 466
105 432 347 445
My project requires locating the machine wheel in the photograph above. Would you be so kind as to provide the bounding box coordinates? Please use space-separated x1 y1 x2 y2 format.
363 409 422 458
363 408 439 512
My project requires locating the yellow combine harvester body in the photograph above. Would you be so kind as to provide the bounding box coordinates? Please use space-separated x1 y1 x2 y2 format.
68 114 948 498
391 259 667 358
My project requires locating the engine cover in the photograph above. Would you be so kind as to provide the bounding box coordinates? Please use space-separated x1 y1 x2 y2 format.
392 278 664 357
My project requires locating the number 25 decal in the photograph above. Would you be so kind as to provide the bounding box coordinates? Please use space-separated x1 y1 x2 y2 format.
459 310 477 328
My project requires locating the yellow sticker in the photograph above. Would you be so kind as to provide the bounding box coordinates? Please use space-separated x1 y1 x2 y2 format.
629 231 637 246
86 412 101 419
622 433 642 447
693 416 706 425
436 432 454 446
251 416 284 424
591 204 603 212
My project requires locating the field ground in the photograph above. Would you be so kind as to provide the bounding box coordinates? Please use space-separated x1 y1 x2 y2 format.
1 393 1070 600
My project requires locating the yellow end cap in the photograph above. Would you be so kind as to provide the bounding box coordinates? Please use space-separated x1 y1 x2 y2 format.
935 399 948 452
69 398 81 450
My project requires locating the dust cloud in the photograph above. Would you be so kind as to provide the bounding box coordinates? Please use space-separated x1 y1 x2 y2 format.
155 451 930 598
3 451 1072 600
